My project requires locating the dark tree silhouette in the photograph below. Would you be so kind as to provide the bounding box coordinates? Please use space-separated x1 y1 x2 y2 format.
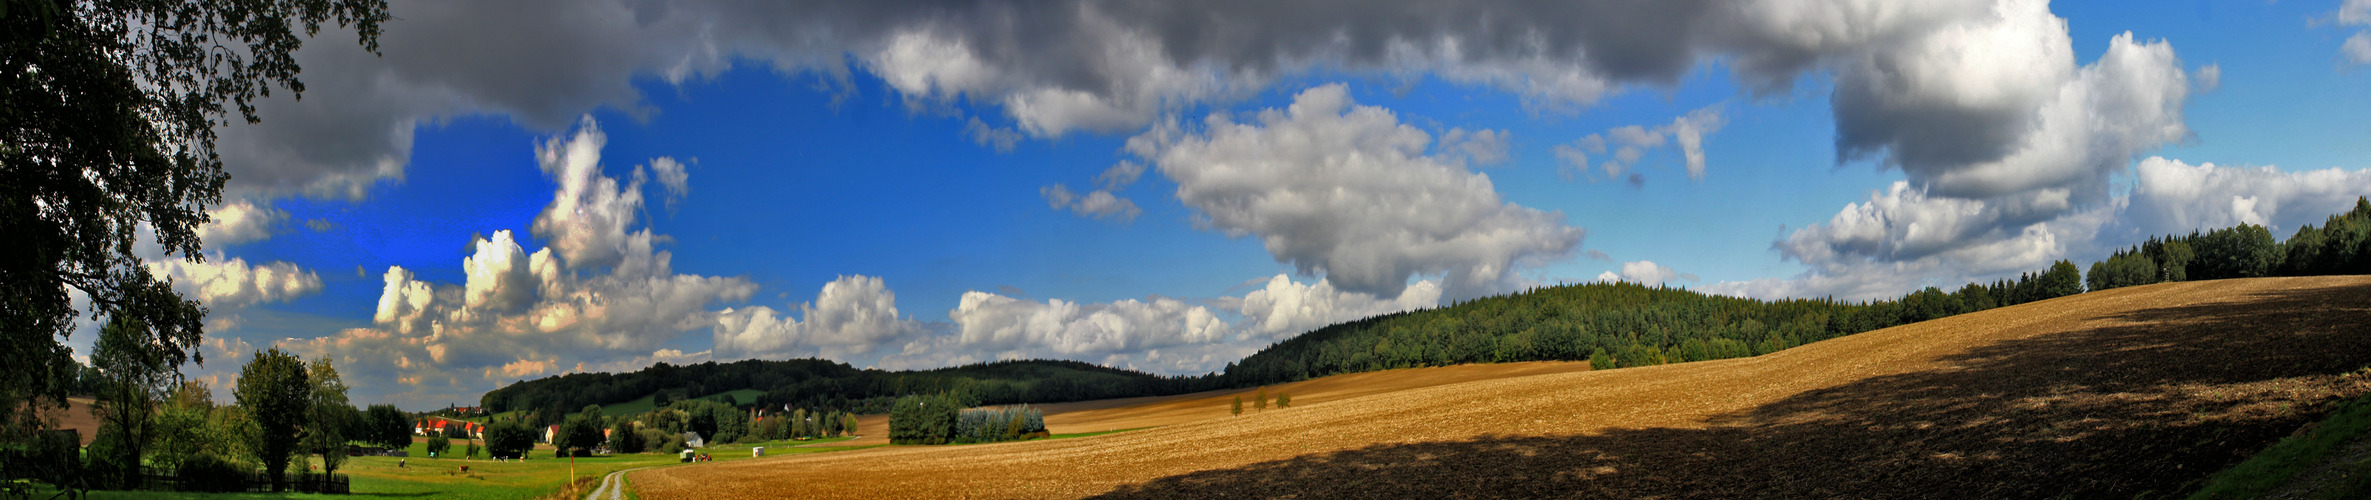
0 0 389 443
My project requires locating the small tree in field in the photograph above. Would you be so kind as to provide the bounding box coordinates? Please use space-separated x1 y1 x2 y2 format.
1254 387 1268 412
236 348 310 492
1276 393 1290 408
1231 396 1243 417
425 436 450 457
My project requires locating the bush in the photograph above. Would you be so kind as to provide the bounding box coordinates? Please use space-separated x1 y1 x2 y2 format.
638 428 682 453
21 430 83 489
952 405 1046 444
175 453 247 493
424 435 450 457
611 419 643 453
889 393 963 444
1588 348 1615 370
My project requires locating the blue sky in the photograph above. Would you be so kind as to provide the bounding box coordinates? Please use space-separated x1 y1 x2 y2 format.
100 0 2371 409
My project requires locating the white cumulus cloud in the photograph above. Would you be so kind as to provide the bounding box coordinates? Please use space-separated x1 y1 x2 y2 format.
285 117 753 408
948 291 1228 357
2125 157 2371 236
1596 261 1697 286
1235 275 1440 341
530 117 649 270
713 275 931 360
143 254 324 310
1732 8 2198 300
1576 105 1727 183
198 200 288 247
1041 184 1143 223
1128 83 1584 300
462 230 541 314
650 157 691 211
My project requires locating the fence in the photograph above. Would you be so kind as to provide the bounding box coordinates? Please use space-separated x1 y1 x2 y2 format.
129 467 349 494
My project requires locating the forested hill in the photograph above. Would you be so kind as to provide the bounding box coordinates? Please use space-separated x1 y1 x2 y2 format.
1220 197 2371 389
1217 282 1885 388
489 198 2371 425
479 358 1217 425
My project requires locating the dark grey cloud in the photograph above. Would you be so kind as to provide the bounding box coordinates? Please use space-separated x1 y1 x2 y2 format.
217 0 2226 308
219 0 2029 202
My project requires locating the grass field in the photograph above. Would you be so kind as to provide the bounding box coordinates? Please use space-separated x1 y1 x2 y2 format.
52 435 871 499
599 389 766 417
635 276 2371 499
2188 386 2371 499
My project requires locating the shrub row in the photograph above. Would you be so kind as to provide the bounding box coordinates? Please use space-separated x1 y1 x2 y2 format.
954 405 1047 444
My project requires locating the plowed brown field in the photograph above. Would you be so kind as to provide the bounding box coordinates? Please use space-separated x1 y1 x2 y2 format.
636 276 2371 498
46 397 100 446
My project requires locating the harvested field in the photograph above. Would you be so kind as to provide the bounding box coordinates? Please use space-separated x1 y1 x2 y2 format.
825 361 1594 448
636 276 2371 499
43 397 100 446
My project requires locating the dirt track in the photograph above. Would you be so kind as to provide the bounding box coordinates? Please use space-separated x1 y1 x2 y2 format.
637 276 2371 498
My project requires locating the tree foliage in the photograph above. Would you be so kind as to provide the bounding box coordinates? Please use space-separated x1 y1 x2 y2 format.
89 315 177 487
2089 198 2371 288
0 0 389 444
363 404 409 450
608 416 642 454
557 405 604 456
953 405 1045 444
303 358 355 475
888 393 962 445
483 417 534 459
149 381 221 473
234 348 308 492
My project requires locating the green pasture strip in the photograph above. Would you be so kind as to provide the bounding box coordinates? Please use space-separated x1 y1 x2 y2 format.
2188 388 2371 499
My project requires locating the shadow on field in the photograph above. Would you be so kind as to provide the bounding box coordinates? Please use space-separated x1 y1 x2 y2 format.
1092 282 2371 499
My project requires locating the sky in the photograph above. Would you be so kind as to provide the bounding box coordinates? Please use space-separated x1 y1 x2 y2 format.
77 0 2371 410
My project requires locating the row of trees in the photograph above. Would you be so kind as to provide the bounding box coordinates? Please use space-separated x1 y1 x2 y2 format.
752 407 858 442
481 358 1224 428
2091 198 2371 292
953 405 1047 444
72 338 413 493
1230 388 1290 416
1213 260 2104 386
886 392 1048 445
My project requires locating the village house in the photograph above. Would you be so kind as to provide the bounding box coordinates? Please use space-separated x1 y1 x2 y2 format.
415 417 483 439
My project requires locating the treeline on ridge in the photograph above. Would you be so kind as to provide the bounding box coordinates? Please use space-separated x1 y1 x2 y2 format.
1221 197 2371 388
480 358 1219 427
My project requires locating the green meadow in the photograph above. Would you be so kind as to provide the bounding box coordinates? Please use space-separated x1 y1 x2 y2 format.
57 436 871 500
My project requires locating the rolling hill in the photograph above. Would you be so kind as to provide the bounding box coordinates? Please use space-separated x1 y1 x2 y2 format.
632 276 2371 498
